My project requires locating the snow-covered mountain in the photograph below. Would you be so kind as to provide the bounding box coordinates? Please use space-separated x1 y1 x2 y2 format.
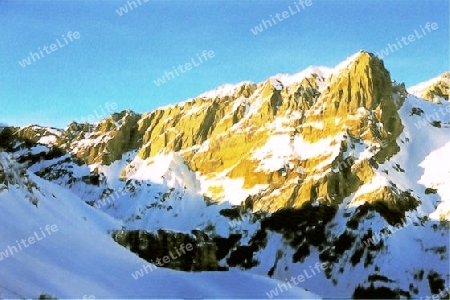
408 72 449 103
1 51 449 299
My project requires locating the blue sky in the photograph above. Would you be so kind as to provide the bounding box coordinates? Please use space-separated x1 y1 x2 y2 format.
0 0 448 128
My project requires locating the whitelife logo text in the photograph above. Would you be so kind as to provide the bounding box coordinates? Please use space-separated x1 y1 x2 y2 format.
376 22 438 59
18 31 81 68
266 262 328 298
153 50 215 87
74 102 118 124
115 0 149 16
131 243 193 280
0 224 59 261
250 0 312 35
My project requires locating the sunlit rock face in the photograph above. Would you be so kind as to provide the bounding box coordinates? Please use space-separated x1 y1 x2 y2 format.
11 52 412 214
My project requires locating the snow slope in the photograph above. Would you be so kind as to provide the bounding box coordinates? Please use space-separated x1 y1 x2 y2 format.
385 94 450 219
0 153 319 299
419 141 450 220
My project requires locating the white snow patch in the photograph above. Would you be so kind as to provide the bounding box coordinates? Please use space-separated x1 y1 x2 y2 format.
198 82 251 99
419 141 450 220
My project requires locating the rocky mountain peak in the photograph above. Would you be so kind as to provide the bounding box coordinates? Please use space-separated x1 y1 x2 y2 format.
408 71 450 102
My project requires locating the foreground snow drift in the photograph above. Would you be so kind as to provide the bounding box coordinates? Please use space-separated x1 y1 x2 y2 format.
0 153 318 299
